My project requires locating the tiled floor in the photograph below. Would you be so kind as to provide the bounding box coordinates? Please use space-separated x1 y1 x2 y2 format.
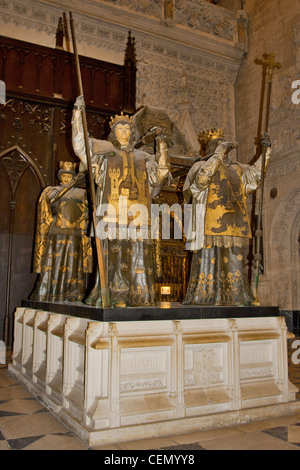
0 340 300 451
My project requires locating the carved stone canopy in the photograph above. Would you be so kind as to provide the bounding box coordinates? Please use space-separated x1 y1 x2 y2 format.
132 105 199 177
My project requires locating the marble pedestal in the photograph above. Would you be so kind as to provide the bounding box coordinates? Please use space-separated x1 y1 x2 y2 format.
8 305 300 447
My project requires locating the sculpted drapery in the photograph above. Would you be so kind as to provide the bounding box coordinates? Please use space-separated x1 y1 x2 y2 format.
31 163 93 302
72 98 170 307
183 134 271 306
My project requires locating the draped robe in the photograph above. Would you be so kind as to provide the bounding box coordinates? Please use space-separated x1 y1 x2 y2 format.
31 185 92 302
183 149 269 306
72 109 170 307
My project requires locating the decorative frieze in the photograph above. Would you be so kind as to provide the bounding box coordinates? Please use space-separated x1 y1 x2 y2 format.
101 0 162 20
96 0 238 43
174 0 236 41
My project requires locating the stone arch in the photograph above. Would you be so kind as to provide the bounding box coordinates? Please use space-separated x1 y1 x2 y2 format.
0 145 45 193
269 188 300 310
0 145 45 344
290 210 300 310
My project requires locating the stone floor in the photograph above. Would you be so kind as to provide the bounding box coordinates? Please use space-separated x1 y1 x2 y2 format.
0 340 300 451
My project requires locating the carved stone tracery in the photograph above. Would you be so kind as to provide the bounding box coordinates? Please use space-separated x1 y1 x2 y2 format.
262 187 300 310
0 0 244 144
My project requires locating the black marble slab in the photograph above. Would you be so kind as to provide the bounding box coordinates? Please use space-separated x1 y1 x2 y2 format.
22 299 281 322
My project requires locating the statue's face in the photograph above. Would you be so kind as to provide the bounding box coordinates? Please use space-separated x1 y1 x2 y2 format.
60 173 73 185
115 123 131 146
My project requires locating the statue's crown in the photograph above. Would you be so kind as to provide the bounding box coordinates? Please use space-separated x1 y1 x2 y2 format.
109 112 133 128
198 128 225 145
59 161 77 173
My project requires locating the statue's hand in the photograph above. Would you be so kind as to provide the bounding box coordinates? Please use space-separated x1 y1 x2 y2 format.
156 135 170 168
159 140 168 152
260 132 271 148
75 95 85 109
49 188 61 204
215 140 237 160
92 163 99 180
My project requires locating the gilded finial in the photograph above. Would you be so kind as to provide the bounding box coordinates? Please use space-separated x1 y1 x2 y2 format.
254 53 282 82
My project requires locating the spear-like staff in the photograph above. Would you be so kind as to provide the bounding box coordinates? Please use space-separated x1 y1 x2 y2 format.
253 53 281 304
69 11 111 308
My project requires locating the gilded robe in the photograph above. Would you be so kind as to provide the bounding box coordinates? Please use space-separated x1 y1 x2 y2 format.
72 109 169 307
183 148 269 306
31 185 92 302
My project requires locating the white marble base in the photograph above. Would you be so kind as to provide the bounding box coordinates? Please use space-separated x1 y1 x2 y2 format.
9 307 300 447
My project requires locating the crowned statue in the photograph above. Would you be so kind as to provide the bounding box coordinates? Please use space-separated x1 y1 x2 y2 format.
31 161 93 302
183 128 271 306
72 96 170 307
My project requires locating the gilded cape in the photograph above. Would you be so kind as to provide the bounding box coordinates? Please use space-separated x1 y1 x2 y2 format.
183 153 265 251
182 145 270 306
71 108 170 307
31 184 92 302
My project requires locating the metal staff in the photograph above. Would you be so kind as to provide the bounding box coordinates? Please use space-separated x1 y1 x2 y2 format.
253 56 267 158
253 53 281 304
69 11 110 308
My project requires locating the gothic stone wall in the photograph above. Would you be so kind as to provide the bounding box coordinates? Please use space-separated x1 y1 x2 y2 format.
0 0 246 150
235 0 300 310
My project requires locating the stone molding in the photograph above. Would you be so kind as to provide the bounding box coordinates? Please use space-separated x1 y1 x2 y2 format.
0 0 245 57
9 307 299 446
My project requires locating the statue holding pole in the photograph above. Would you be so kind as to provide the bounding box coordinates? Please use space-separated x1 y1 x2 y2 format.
31 162 93 302
182 130 271 306
69 12 171 308
69 11 111 308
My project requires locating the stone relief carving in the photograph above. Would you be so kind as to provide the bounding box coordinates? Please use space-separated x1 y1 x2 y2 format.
240 367 273 379
193 349 215 384
175 0 236 41
267 159 300 181
120 347 169 392
0 0 243 58
0 0 57 35
120 377 166 391
0 0 241 149
268 188 300 309
185 344 224 387
291 22 300 66
256 20 300 311
101 0 162 19
268 21 300 157
136 48 237 141
100 0 238 41
269 69 300 156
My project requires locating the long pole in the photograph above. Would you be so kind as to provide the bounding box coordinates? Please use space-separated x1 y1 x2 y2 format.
69 11 110 308
3 201 15 345
253 53 281 304
253 57 267 158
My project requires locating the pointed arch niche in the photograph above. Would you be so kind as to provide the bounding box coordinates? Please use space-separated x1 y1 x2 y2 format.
0 146 45 345
266 188 300 312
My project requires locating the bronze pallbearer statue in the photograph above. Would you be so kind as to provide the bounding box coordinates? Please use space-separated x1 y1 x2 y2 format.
183 130 271 306
31 161 93 302
72 97 171 308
